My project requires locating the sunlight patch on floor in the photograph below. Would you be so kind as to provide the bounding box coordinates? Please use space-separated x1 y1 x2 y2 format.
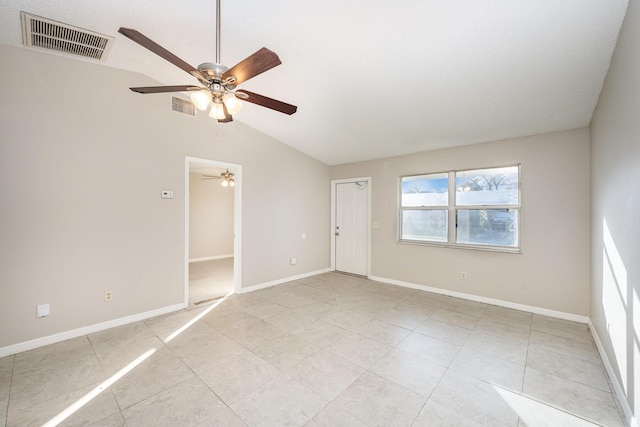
493 385 597 426
43 293 232 426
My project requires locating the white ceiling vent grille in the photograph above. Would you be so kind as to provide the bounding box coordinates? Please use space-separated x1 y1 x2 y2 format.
20 12 113 61
172 97 196 117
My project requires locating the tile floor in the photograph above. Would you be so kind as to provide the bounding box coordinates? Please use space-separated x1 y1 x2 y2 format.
0 273 625 426
188 257 234 307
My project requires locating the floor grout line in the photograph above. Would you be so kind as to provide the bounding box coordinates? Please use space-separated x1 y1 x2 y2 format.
3 271 624 426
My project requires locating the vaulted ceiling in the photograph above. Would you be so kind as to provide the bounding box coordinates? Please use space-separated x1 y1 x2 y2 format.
0 0 629 165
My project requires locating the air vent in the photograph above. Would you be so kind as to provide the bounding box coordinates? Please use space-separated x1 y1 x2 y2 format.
172 97 196 116
20 12 113 61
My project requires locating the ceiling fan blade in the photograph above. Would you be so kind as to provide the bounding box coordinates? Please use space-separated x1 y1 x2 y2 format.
223 48 281 86
218 103 233 123
118 28 206 80
129 85 202 94
237 90 297 115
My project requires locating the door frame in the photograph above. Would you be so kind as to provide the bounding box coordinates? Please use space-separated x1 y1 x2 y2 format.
330 177 372 277
185 156 242 306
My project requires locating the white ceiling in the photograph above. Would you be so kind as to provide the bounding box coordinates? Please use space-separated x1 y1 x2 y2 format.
0 0 628 165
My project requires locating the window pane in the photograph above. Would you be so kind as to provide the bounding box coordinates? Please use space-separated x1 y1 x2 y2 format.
456 166 519 206
401 173 449 207
456 209 518 247
401 210 448 242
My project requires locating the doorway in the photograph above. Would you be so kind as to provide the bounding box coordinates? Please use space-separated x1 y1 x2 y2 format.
185 157 242 307
331 177 371 276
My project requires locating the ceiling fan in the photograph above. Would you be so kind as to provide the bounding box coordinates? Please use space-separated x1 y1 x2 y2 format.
201 169 235 187
118 0 297 123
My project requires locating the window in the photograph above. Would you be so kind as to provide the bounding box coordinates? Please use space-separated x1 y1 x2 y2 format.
400 173 449 242
400 165 520 250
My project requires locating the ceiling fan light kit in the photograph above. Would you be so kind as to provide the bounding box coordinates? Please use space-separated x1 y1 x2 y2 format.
118 0 296 123
222 93 242 114
190 90 211 110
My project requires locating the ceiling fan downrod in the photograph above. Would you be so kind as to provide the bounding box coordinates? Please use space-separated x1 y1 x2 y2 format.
188 0 242 118
215 0 221 64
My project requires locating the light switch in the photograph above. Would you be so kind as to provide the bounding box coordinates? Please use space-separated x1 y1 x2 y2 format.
37 304 50 317
161 190 174 199
372 222 380 229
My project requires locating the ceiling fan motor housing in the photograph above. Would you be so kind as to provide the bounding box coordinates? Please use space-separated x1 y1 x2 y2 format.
197 62 228 78
197 62 238 97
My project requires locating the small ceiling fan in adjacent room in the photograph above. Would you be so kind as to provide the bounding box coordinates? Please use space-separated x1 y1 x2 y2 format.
118 0 297 123
201 169 235 187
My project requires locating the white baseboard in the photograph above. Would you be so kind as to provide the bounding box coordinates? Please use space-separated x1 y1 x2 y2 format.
4 268 633 426
589 319 637 427
368 275 590 324
367 275 637 422
240 268 332 294
1 268 329 357
0 303 186 358
189 254 233 263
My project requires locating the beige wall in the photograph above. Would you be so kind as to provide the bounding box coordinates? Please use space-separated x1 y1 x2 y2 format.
591 0 640 420
331 128 591 315
0 45 330 349
189 172 234 260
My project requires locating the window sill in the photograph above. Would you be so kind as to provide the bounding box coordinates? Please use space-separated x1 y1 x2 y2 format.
397 239 522 254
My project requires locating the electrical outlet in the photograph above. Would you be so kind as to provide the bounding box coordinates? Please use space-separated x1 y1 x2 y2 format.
461 272 467 280
290 257 297 265
104 291 113 302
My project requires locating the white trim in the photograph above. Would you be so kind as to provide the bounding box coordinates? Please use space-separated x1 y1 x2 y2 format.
330 177 372 276
184 158 190 307
0 303 185 358
239 268 332 294
185 156 242 307
589 319 637 427
368 275 590 323
233 164 243 294
189 254 233 263
330 182 336 271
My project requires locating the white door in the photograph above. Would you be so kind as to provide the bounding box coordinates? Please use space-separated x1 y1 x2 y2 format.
335 181 369 276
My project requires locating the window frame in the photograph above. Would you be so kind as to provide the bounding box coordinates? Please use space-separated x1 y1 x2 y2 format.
398 164 521 253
